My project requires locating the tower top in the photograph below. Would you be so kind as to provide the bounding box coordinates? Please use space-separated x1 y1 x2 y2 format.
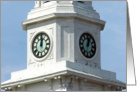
34 1 93 9
27 1 99 19
23 1 103 30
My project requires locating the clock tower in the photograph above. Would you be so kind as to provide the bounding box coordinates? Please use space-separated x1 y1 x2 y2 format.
1 1 126 91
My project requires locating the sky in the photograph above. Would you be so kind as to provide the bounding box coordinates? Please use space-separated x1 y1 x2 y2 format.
1 1 126 84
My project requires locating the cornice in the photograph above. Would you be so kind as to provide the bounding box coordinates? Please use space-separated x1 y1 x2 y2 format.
22 13 105 31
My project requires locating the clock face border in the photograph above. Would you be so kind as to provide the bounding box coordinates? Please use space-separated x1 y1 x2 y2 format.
78 31 98 62
30 31 53 62
79 33 96 58
32 32 50 58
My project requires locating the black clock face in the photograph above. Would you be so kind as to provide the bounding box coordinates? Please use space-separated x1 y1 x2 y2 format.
79 33 96 58
32 32 50 58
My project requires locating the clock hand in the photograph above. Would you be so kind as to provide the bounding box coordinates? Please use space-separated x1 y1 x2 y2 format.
87 45 88 52
87 38 90 47
40 34 42 47
41 38 43 47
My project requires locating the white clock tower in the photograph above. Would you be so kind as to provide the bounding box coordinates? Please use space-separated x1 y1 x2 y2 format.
1 1 126 91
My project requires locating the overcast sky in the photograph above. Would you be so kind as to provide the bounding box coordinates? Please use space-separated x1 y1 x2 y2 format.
1 1 126 83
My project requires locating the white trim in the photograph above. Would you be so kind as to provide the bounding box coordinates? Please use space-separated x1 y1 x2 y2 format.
22 13 105 30
1 70 126 89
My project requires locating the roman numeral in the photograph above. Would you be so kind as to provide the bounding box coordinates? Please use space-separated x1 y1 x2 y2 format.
85 52 87 56
35 39 38 42
85 35 87 38
90 39 93 42
35 51 38 56
45 36 48 40
39 53 41 57
38 36 41 39
82 37 84 40
92 43 95 46
92 49 95 52
42 52 45 56
80 45 83 47
42 35 45 38
82 49 84 52
33 48 36 51
88 53 91 56
45 49 47 53
46 45 49 48
34 43 37 47
46 40 49 43
90 52 93 55
81 40 83 43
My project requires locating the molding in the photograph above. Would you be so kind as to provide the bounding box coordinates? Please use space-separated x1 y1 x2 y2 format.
1 70 68 88
67 69 126 88
1 62 126 89
22 13 105 31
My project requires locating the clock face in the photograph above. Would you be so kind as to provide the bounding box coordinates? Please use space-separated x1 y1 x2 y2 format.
79 33 96 58
32 32 50 58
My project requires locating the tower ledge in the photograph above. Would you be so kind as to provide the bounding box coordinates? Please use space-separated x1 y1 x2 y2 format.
22 13 105 31
1 61 126 91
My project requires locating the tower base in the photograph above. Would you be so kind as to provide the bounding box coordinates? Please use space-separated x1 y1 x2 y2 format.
1 61 126 91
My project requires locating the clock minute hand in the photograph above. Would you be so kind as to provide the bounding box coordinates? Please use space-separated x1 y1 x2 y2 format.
87 38 90 47
41 37 43 47
40 34 42 47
